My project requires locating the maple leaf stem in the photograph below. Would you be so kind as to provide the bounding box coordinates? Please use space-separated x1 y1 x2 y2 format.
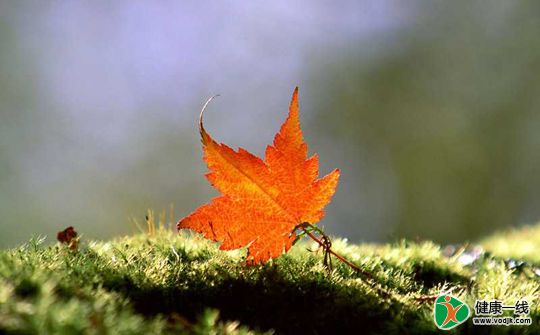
298 225 374 280
295 223 454 304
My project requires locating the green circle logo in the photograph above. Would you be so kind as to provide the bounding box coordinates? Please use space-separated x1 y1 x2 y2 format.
433 295 471 330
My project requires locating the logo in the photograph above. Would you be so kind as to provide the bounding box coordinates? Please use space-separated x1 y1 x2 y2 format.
472 299 531 326
433 295 471 330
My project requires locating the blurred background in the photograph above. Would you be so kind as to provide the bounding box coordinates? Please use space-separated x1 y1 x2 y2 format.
1 1 539 248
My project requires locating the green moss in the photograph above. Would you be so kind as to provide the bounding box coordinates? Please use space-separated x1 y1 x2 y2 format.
482 224 540 265
0 226 539 334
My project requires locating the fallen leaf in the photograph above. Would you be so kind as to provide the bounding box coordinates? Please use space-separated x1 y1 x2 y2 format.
177 88 340 264
57 226 79 251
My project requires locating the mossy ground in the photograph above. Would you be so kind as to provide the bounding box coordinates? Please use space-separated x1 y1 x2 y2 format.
1 223 539 334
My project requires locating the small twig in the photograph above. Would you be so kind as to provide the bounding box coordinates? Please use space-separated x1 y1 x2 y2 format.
300 227 373 280
292 222 464 304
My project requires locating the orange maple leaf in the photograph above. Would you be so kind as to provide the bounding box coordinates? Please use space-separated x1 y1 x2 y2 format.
177 88 340 264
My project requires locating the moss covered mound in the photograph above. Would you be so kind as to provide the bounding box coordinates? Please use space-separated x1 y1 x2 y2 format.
1 225 539 334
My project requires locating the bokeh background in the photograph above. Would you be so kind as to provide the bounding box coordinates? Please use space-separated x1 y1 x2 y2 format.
1 1 539 248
